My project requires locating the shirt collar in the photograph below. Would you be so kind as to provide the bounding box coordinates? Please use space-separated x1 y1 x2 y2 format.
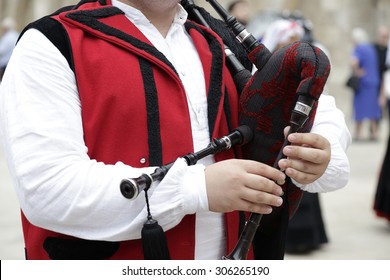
112 0 188 27
174 4 188 26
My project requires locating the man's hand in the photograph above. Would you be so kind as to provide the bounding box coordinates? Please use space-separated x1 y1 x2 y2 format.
205 159 285 214
278 128 331 185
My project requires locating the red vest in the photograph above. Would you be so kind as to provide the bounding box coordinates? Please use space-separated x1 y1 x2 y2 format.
21 0 249 260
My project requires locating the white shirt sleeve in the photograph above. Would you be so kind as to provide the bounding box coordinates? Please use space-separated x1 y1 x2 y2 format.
293 93 352 193
0 29 208 241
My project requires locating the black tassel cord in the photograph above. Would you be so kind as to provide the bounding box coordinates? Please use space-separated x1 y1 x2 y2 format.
141 181 171 260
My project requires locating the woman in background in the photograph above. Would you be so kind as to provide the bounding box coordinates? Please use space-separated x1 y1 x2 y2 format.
350 27 381 141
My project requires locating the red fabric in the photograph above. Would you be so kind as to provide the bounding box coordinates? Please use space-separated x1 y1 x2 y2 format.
240 41 331 217
20 0 245 260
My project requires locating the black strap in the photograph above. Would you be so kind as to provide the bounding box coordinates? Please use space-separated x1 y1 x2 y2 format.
139 58 163 166
184 21 225 139
19 12 75 71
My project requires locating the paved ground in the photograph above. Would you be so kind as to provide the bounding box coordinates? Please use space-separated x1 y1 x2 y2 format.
1 83 390 260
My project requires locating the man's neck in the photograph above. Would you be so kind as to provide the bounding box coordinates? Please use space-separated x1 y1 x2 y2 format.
117 0 179 37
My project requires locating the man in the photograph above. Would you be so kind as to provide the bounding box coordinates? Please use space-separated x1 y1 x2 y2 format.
0 0 348 260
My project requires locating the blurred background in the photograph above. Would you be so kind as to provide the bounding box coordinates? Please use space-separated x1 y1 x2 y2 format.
1 0 390 260
2 0 390 93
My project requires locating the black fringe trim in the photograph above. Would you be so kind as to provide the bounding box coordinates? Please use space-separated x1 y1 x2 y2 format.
18 4 77 70
184 21 224 139
65 7 178 76
139 58 163 166
21 17 75 71
187 6 253 72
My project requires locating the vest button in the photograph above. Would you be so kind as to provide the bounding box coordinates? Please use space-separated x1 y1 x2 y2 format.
140 158 147 164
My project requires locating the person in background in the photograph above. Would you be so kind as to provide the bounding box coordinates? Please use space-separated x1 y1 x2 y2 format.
0 17 19 81
0 0 347 260
261 18 304 54
374 122 390 225
374 26 389 88
376 26 390 118
374 26 390 226
227 0 251 27
261 17 351 254
349 27 381 141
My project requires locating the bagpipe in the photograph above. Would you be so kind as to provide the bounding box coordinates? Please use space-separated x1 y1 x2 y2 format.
120 125 253 200
120 0 331 260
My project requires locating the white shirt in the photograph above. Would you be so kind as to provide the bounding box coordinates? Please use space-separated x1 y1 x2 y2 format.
0 2 351 259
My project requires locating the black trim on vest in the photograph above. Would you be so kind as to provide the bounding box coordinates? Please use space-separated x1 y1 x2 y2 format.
184 21 224 139
223 87 244 241
19 6 76 71
222 86 240 159
187 6 253 72
64 7 178 77
223 87 233 134
43 237 120 260
65 6 227 141
139 58 163 166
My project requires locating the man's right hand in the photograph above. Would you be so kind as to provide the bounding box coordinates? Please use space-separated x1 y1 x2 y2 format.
205 159 285 214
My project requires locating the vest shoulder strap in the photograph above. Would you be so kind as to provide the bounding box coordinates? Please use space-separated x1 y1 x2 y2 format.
20 6 75 71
